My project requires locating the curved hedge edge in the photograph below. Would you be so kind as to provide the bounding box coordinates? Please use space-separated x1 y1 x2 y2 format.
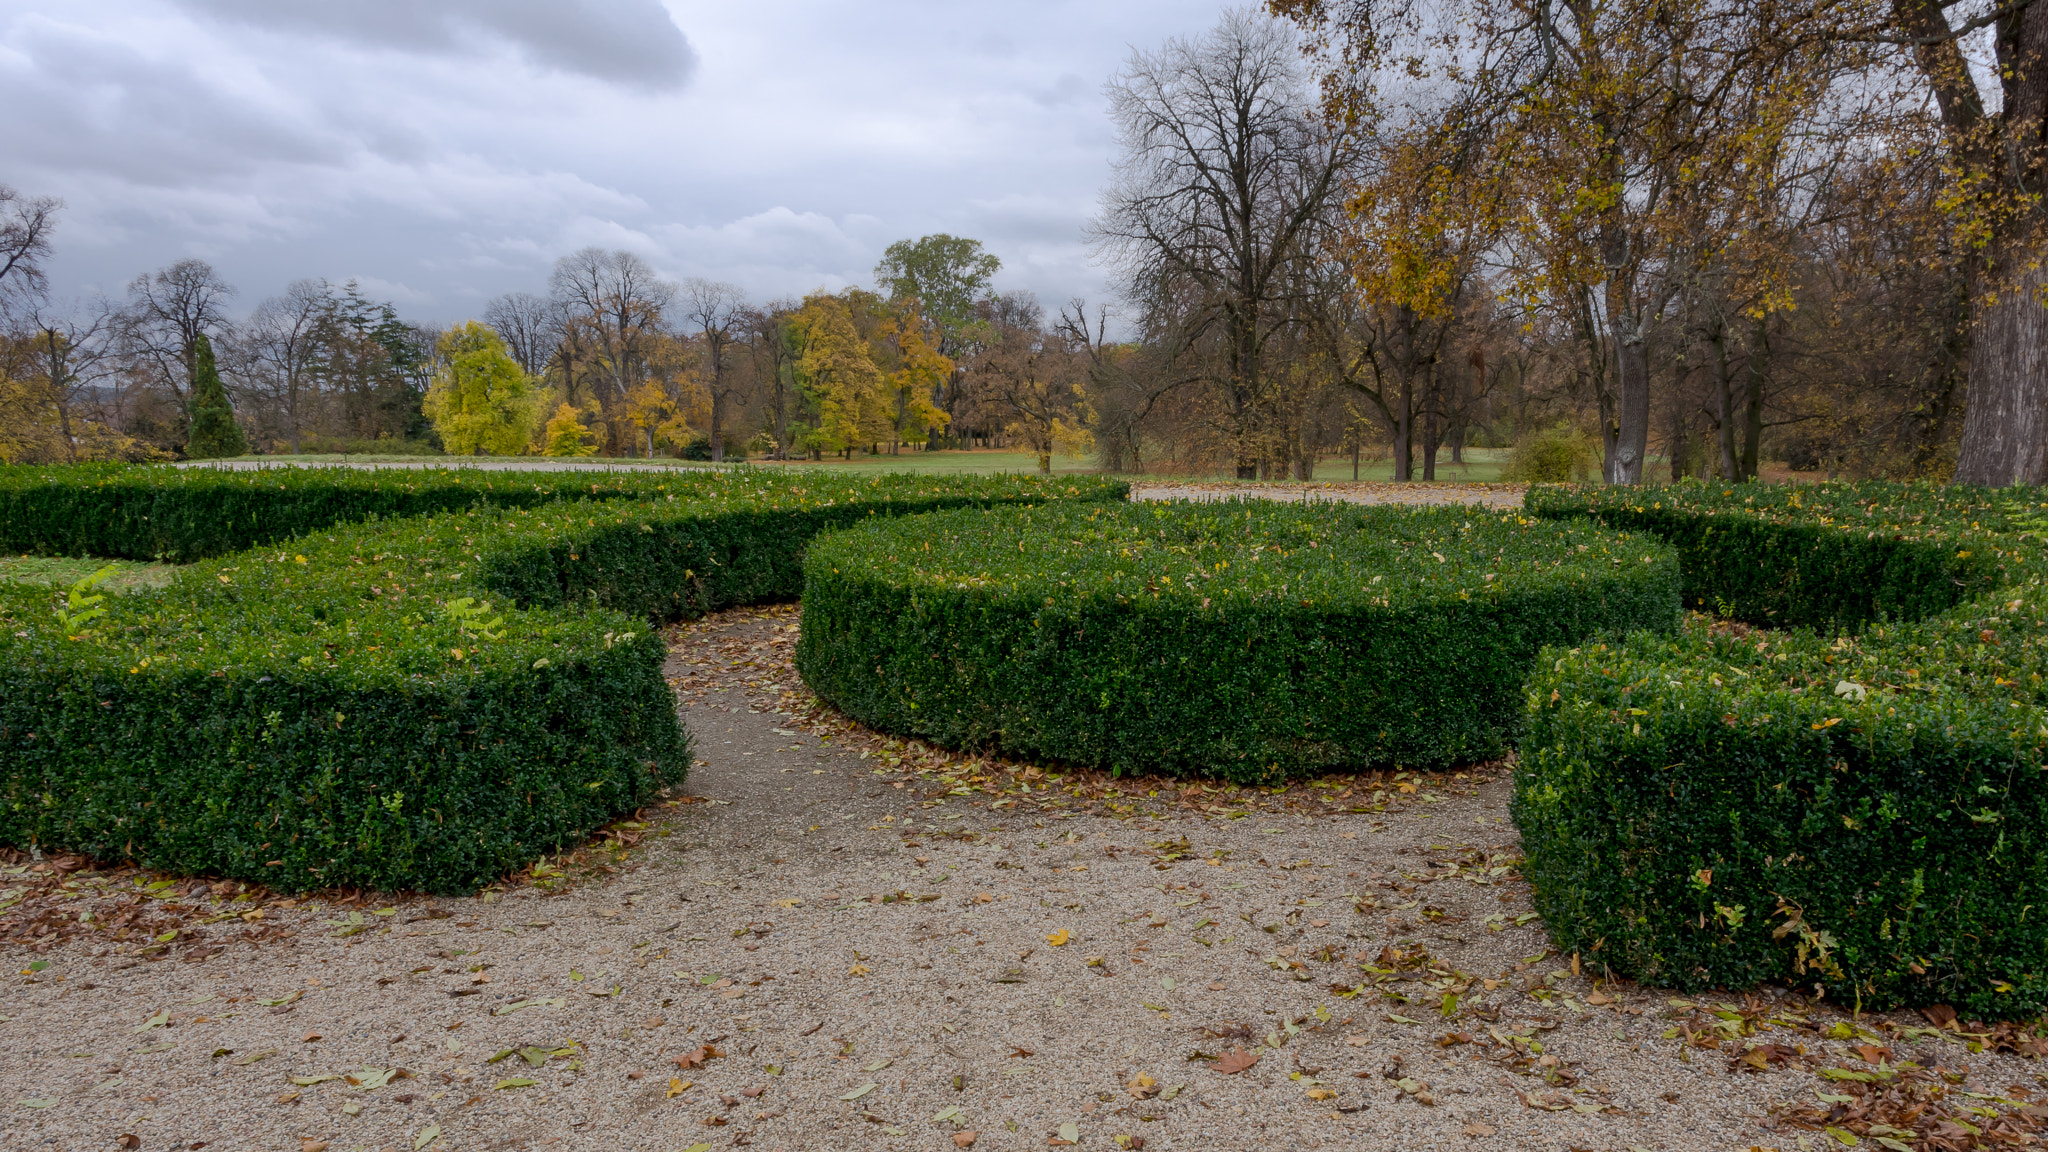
0 472 1127 894
796 500 1682 782
1516 480 2048 1018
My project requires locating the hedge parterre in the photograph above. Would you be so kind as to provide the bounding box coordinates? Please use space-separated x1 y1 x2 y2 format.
1519 480 2048 1018
0 465 1125 895
796 499 1682 783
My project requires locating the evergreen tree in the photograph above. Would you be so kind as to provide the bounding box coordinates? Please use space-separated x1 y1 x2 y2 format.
184 333 246 459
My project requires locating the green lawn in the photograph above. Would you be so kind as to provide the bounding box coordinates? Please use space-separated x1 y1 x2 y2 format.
0 556 182 594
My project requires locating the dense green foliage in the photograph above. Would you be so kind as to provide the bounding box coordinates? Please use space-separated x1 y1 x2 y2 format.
1519 481 2048 1017
798 500 1681 782
184 335 247 460
0 465 1124 893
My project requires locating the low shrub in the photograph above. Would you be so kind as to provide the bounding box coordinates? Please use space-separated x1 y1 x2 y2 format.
797 500 1681 781
0 466 1124 893
1503 422 1599 483
1518 480 2048 1017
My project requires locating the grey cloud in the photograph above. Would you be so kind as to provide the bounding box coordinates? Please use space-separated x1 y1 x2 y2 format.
0 19 345 186
173 0 697 91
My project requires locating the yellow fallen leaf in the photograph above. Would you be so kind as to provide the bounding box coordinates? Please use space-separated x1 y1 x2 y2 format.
849 963 871 977
1046 929 1070 947
667 1077 691 1098
1307 1088 1335 1100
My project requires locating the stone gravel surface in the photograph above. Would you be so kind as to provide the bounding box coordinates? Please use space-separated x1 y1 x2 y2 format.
1 614 2040 1152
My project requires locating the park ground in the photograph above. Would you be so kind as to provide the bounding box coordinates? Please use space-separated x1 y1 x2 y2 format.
0 480 2036 1152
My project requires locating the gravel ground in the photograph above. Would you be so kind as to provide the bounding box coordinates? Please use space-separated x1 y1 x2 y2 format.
3 593 2042 1151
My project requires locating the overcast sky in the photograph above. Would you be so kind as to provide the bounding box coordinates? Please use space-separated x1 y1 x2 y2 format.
1 0 1229 324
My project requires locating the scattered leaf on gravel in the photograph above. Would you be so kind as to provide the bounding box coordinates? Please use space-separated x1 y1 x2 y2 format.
668 1078 692 1098
953 1134 977 1148
840 1083 877 1100
1059 1122 1082 1143
412 1125 441 1150
493 997 565 1015
18 1097 55 1109
233 1049 278 1066
493 1078 537 1090
672 1045 721 1069
1046 929 1070 946
1462 1122 1496 1136
290 1075 342 1087
132 1009 170 1033
1214 1049 1259 1075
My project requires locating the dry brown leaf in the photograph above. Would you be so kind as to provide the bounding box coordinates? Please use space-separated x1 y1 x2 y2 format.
1461 1122 1496 1136
301 1141 329 1152
1127 1073 1159 1099
672 1045 722 1070
953 1133 977 1148
1214 1048 1259 1075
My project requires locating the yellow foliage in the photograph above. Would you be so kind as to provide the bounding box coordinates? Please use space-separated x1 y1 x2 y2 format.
541 403 598 457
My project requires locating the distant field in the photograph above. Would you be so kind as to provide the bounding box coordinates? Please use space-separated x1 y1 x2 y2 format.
0 556 181 593
203 446 1517 480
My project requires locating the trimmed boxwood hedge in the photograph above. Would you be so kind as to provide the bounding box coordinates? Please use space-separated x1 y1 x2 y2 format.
1518 480 2048 1017
0 465 1125 894
795 500 1682 782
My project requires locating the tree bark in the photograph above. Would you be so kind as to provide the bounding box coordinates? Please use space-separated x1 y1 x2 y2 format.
1954 247 2048 485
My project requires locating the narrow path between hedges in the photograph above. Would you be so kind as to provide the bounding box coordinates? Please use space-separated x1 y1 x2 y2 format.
0 484 2039 1152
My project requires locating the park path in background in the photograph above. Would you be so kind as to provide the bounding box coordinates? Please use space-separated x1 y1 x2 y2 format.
182 458 1529 509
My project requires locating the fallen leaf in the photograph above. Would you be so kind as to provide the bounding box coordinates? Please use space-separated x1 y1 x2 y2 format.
668 1078 692 1098
840 1083 877 1100
233 1049 279 1066
301 1142 328 1152
493 1078 536 1090
1207 982 1225 991
1584 989 1613 1006
954 1134 978 1148
1307 1088 1335 1100
118 1137 141 1150
1462 1121 1496 1136
1059 1122 1082 1143
1214 1048 1259 1075
290 1075 342 1087
1047 929 1070 947
1127 1073 1159 1099
413 1124 441 1150
673 1045 723 1070
18 1097 56 1109
133 1009 171 1034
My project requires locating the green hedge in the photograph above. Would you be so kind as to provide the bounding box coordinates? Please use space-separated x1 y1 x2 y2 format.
0 466 1125 894
1518 480 2048 1017
796 500 1682 782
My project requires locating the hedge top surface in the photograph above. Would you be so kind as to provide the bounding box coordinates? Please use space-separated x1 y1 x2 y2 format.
796 499 1682 780
809 497 1674 613
0 468 1130 680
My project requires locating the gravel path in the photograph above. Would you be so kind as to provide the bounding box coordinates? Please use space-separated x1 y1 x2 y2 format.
3 493 2040 1152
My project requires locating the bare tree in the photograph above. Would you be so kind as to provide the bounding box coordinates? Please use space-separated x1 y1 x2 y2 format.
482 291 556 378
241 280 334 454
1092 9 1356 478
20 298 118 463
678 278 749 461
120 259 237 404
0 186 60 314
548 248 674 451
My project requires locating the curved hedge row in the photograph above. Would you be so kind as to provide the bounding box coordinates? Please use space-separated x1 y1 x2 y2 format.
1517 481 2048 1018
0 465 1125 894
795 500 1682 782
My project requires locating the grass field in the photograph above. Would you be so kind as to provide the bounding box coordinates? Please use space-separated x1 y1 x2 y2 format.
0 556 182 593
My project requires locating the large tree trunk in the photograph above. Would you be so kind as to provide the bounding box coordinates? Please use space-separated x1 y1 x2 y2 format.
1392 374 1414 481
1954 247 2048 485
1608 308 1649 484
1708 316 1740 480
1739 316 1768 480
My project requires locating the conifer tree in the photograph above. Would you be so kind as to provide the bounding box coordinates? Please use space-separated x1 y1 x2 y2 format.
184 333 246 459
